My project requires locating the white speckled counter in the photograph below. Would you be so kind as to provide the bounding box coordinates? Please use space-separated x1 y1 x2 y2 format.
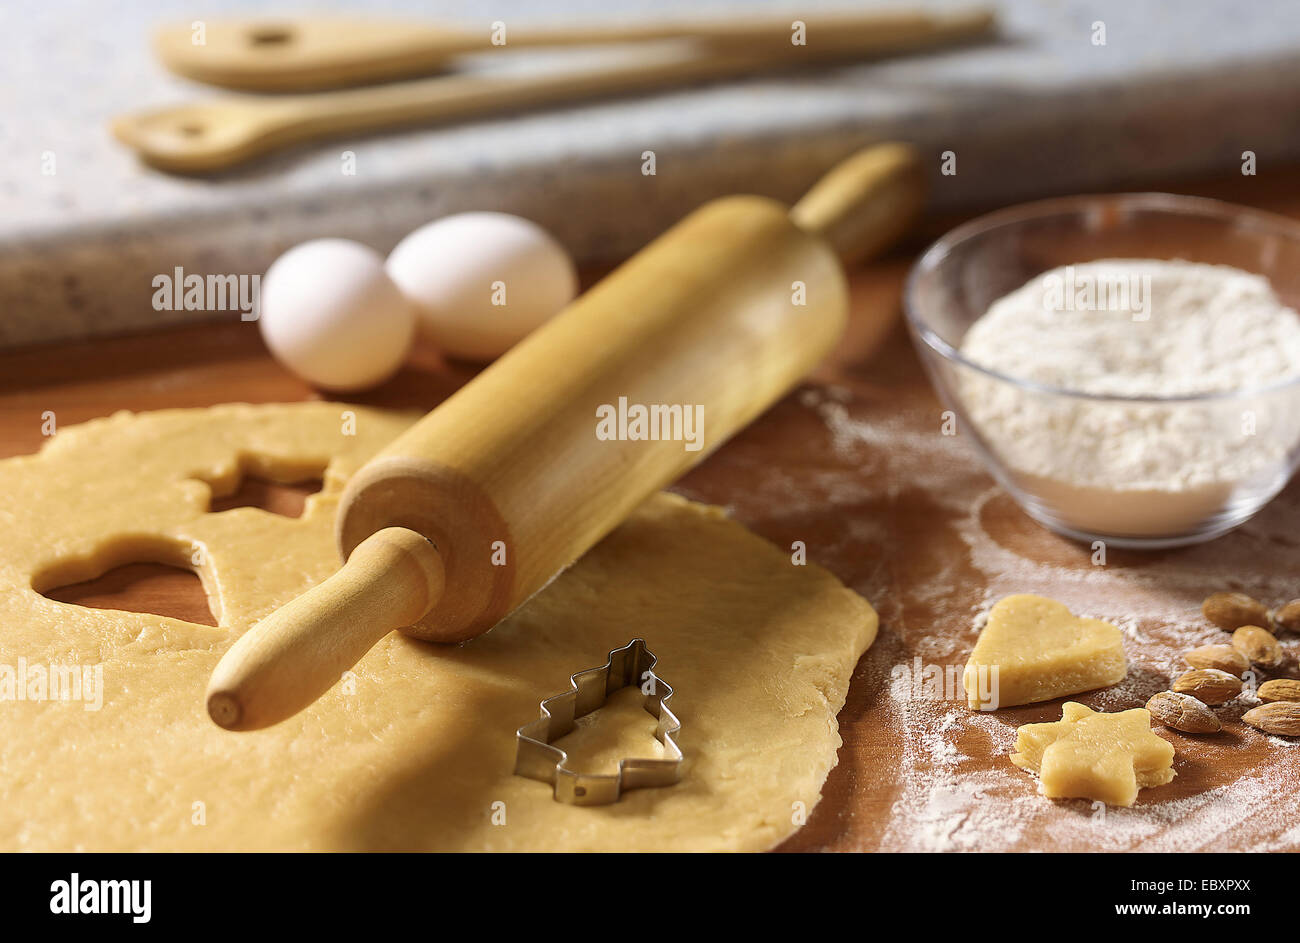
4 0 1300 348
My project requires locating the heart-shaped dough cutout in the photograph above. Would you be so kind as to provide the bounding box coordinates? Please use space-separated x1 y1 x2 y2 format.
963 594 1127 710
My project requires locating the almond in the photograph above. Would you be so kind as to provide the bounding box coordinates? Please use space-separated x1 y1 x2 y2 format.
1183 644 1250 677
1202 591 1270 631
1257 678 1300 703
1274 599 1300 634
1146 691 1222 733
1242 702 1300 737
1171 668 1242 705
1231 624 1285 668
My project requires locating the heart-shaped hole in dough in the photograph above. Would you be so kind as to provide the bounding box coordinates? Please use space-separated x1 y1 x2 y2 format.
34 536 217 626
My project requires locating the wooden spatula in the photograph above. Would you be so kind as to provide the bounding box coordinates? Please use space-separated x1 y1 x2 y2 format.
155 8 995 91
117 11 995 174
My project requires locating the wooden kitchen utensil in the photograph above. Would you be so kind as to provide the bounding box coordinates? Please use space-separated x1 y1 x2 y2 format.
116 10 994 173
155 8 995 91
205 142 924 731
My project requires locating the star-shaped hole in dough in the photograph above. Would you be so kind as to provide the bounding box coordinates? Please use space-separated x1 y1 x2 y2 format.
193 453 328 519
1011 702 1175 807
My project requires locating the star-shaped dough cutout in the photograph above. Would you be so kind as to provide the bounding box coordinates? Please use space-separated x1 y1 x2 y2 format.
1011 702 1175 807
964 594 1127 710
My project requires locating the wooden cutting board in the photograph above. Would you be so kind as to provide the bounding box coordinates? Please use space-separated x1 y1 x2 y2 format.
4 168 1299 852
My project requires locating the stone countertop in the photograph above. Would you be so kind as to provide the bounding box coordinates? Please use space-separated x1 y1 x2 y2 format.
4 0 1300 347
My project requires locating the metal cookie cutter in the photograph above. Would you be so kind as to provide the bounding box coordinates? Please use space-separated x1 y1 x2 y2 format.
514 638 682 806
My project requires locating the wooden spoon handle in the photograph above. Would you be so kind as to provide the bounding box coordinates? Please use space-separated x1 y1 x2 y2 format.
155 8 995 91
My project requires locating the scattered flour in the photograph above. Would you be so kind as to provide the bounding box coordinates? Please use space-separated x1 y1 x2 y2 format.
876 634 1300 852
957 260 1300 537
781 374 1300 851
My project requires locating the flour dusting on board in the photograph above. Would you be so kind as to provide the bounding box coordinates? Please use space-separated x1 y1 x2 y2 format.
792 380 1300 852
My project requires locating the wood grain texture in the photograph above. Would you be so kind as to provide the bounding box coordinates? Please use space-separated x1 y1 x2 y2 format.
3 168 1299 851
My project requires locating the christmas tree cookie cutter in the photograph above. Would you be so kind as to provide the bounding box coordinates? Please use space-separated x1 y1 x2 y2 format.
513 638 682 806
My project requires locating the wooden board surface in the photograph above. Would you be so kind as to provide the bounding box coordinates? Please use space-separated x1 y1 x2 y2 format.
4 169 1300 852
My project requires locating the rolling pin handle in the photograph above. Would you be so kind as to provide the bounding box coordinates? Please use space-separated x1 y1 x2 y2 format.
206 527 445 731
789 142 925 264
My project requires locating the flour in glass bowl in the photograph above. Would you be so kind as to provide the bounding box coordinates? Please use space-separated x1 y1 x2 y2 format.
957 260 1300 538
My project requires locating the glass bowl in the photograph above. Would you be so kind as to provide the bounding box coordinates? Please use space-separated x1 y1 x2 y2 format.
903 193 1300 549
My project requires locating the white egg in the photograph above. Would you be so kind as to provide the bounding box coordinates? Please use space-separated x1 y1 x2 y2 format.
386 212 577 362
259 238 415 391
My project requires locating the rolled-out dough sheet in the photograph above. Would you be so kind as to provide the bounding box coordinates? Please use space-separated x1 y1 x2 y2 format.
0 403 877 851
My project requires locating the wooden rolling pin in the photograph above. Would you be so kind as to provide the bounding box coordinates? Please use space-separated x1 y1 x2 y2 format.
207 142 924 731
155 9 995 91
